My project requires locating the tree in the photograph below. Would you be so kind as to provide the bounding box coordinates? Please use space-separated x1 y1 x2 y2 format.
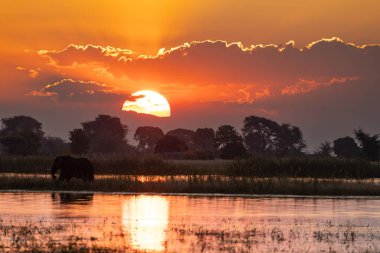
333 137 360 158
215 125 247 158
354 129 380 161
315 141 334 157
82 115 128 153
277 124 306 155
166 128 195 148
220 142 247 159
242 116 280 154
0 115 44 155
40 136 69 155
215 125 243 149
69 129 90 154
155 135 188 153
242 116 306 155
192 128 216 152
134 126 164 152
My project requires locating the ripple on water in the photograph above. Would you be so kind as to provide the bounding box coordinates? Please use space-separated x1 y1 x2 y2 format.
0 192 379 252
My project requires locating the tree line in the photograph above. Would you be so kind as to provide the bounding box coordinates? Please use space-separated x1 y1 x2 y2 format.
0 114 379 161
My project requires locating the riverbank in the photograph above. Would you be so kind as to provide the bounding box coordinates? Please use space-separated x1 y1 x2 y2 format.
1 155 378 178
1 174 379 196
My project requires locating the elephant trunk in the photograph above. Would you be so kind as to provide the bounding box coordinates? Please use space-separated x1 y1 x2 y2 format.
51 166 57 181
51 157 59 181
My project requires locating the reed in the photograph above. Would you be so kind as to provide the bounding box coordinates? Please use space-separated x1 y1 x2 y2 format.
227 156 379 178
0 174 379 195
0 155 378 179
0 155 229 175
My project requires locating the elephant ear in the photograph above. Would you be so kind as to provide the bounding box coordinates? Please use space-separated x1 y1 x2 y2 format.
53 157 61 169
52 156 62 179
52 156 65 173
56 156 64 168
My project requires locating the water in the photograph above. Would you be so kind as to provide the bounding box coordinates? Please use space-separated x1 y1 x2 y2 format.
0 192 379 252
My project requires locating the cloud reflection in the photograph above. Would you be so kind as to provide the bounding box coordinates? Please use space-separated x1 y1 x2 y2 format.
122 195 169 251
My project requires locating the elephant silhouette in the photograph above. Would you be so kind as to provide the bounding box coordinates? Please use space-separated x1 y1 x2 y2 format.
51 156 94 182
51 192 94 204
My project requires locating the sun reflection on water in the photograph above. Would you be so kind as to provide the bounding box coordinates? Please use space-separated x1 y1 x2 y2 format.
122 195 169 251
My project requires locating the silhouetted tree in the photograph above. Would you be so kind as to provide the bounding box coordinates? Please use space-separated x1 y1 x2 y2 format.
134 126 164 152
0 115 44 155
277 124 306 155
242 116 280 154
215 125 243 149
242 116 306 155
220 142 248 159
333 137 360 158
69 129 90 154
155 135 188 153
192 128 216 152
166 128 194 148
215 125 247 158
40 136 69 155
82 115 128 153
354 129 380 161
315 141 334 157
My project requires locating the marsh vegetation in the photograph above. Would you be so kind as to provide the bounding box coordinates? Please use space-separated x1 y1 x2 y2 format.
1 154 379 195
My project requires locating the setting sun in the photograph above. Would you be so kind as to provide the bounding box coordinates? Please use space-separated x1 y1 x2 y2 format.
122 90 171 117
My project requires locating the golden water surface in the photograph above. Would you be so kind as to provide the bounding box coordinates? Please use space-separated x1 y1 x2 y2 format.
0 192 379 252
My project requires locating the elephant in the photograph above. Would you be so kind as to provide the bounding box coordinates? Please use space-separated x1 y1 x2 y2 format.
51 192 94 204
51 156 94 182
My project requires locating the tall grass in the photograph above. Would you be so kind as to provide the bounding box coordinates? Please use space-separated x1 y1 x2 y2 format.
0 174 379 195
0 155 52 173
0 155 229 175
228 156 380 178
0 154 378 178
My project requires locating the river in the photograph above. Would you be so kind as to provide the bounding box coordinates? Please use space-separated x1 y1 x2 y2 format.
0 192 379 252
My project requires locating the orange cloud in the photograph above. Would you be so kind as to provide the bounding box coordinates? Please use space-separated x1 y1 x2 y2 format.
29 79 127 103
35 38 379 105
281 77 358 95
16 66 40 79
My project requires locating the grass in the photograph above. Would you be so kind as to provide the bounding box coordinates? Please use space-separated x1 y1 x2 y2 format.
0 174 380 195
0 215 123 253
1 154 379 195
1 214 378 252
0 155 229 175
228 156 380 178
0 154 379 178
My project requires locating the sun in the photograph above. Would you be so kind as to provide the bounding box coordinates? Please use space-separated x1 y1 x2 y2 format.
122 90 171 117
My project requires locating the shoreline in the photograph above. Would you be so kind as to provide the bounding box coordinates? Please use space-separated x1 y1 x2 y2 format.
2 189 380 199
2 171 380 196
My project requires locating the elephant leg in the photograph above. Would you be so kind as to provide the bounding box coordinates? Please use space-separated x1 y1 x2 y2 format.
59 172 71 182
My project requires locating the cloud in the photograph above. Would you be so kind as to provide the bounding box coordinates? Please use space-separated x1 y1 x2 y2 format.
29 79 127 103
38 38 380 103
4 37 377 151
16 66 40 79
281 76 358 95
38 44 134 66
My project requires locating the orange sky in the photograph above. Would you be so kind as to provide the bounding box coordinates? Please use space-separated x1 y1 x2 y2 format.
1 0 380 54
0 0 379 149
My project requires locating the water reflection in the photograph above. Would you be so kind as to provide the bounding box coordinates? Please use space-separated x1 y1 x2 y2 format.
51 192 94 205
122 195 169 251
1 193 380 252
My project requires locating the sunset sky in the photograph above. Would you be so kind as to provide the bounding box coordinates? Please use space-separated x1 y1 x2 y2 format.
1 0 379 149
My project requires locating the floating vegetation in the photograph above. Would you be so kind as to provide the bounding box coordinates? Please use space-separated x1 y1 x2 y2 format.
1 192 380 252
0 216 379 252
